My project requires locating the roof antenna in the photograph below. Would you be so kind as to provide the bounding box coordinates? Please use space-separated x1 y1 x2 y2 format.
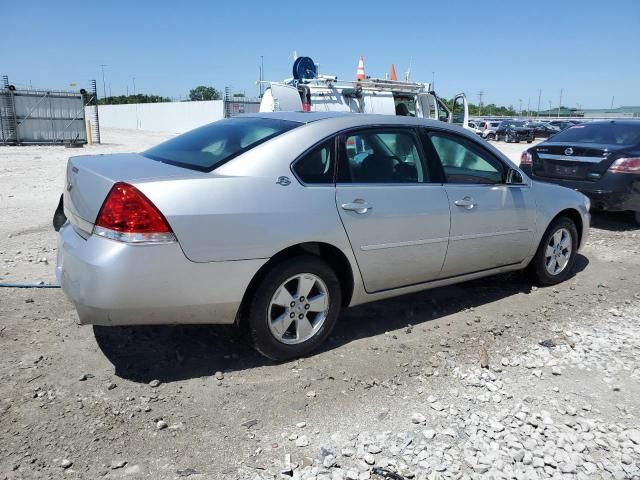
405 58 412 82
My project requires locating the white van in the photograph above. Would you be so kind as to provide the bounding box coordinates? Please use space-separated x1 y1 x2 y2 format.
259 57 470 131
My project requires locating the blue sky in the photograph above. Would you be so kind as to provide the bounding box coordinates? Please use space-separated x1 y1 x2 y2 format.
5 0 639 108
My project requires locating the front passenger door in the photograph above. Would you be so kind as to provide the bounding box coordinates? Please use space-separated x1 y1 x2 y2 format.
426 131 536 278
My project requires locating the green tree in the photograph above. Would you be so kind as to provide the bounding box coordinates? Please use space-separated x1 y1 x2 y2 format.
98 94 171 105
189 86 221 101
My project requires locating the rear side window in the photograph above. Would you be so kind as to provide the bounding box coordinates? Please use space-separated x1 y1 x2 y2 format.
428 132 504 184
143 117 299 171
549 122 640 145
341 129 429 183
293 140 335 184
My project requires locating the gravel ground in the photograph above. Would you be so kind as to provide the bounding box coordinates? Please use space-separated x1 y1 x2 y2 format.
0 129 639 480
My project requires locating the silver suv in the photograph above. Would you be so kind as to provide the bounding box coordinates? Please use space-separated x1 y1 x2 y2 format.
481 120 503 140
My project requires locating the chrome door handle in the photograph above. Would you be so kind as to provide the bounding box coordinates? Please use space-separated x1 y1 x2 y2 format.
341 199 373 214
454 197 477 209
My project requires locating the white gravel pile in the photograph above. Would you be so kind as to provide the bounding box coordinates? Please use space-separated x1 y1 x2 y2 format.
245 306 640 480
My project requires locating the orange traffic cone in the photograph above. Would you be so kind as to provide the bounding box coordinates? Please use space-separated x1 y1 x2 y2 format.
390 64 397 81
356 56 365 81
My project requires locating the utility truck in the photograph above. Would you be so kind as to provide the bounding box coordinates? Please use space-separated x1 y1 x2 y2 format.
259 56 471 131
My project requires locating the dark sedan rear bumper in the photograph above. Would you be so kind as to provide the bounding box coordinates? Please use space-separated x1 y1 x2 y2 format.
522 167 640 212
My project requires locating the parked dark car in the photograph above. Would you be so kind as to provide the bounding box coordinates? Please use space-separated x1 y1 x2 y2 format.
521 120 640 224
526 122 560 139
496 120 535 143
547 120 576 131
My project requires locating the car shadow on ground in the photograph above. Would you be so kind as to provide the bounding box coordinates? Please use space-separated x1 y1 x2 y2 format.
94 255 589 384
590 211 638 231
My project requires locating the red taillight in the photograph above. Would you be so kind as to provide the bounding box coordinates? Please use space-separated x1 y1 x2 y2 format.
520 151 533 165
94 182 174 243
608 157 640 174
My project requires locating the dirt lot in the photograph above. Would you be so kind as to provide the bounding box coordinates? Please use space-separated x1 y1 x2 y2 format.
1 130 639 480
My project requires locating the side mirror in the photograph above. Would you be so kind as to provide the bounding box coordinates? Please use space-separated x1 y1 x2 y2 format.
506 168 525 185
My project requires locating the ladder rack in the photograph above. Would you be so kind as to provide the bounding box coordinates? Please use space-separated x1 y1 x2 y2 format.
292 77 430 94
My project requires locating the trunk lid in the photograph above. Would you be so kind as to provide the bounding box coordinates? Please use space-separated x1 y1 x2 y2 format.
63 153 203 231
531 142 620 181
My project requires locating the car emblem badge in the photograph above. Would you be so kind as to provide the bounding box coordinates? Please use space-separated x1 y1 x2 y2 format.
276 176 291 186
66 183 73 192
564 147 573 156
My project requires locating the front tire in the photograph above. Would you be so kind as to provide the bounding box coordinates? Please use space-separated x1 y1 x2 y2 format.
528 216 578 286
504 134 511 143
247 256 342 361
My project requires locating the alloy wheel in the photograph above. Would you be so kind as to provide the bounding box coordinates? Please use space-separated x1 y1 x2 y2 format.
544 228 572 275
267 273 330 345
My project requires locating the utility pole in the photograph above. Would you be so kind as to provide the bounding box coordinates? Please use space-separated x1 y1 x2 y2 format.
133 77 136 96
537 89 542 117
527 97 531 120
259 55 264 97
98 64 107 101
610 96 614 111
519 99 523 117
557 88 563 118
478 91 484 116
431 71 435 90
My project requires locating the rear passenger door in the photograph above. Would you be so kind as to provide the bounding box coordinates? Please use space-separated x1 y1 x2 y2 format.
424 130 536 277
335 127 451 293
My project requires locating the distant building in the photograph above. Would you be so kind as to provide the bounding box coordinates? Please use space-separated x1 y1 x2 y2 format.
536 106 640 118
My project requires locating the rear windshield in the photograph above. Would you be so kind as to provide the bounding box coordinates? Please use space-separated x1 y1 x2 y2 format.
550 122 640 145
143 117 300 171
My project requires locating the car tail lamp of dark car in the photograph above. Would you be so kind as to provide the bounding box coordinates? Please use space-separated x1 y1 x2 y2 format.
94 182 176 244
608 157 640 174
520 151 533 166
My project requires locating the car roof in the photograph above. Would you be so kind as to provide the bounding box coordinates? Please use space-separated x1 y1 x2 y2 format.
240 111 472 132
576 119 640 126
240 111 351 123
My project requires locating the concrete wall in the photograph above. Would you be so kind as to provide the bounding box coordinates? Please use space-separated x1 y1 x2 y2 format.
92 100 225 133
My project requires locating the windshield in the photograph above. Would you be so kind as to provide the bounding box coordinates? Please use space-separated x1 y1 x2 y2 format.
143 117 300 171
549 122 640 145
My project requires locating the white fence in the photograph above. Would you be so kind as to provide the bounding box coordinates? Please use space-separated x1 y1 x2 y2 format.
92 100 225 133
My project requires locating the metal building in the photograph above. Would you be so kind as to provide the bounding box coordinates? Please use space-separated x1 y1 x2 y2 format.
0 76 99 145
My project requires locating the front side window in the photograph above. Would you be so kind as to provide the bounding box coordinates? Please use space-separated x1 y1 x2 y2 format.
143 117 299 172
342 129 428 183
429 132 504 184
293 140 334 184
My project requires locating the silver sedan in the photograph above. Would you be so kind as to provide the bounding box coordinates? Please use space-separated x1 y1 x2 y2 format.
55 112 590 360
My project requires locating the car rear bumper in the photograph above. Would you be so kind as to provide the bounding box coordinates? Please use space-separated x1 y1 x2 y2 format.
56 224 267 326
522 167 640 212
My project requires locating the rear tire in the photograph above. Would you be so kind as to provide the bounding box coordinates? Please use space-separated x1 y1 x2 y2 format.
528 216 578 286
504 134 511 143
247 256 342 361
487 133 495 141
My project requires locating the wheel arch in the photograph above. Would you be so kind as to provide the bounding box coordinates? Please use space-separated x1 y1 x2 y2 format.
236 242 355 327
549 208 584 246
